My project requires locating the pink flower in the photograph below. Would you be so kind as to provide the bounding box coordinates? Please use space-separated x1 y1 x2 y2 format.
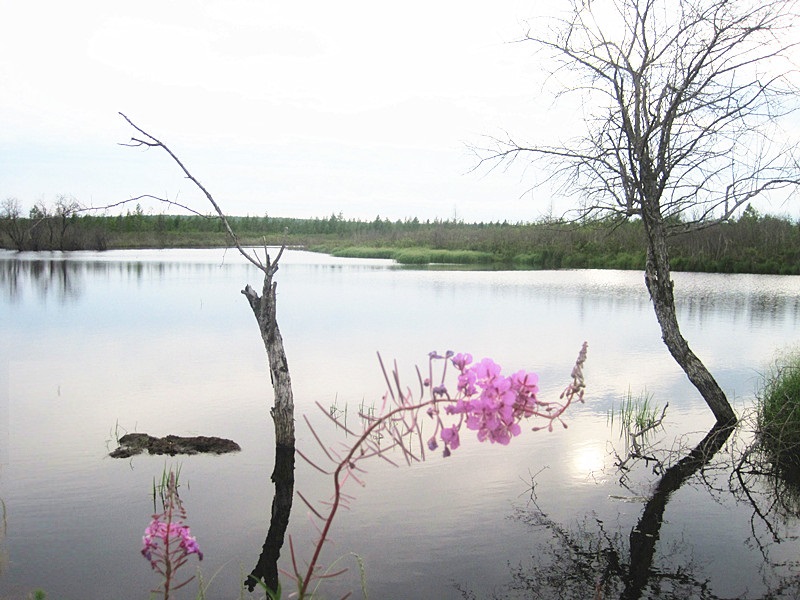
456 369 477 396
441 425 460 450
178 528 203 560
424 350 553 456
141 517 203 567
473 357 502 381
451 353 472 371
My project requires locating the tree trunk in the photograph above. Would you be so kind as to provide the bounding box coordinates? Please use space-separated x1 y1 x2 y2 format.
242 272 296 448
642 210 737 426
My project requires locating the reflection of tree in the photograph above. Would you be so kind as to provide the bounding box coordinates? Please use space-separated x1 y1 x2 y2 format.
623 424 732 599
730 413 800 559
488 423 800 599
246 447 295 595
485 425 730 599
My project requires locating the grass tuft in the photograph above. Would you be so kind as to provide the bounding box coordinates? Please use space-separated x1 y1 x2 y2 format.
757 350 800 475
608 387 662 439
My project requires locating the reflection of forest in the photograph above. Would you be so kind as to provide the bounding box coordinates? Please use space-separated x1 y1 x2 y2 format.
0 256 239 304
3 253 800 330
679 290 800 328
0 258 79 303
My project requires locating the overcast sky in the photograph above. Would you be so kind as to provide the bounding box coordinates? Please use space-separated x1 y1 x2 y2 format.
1 1 796 223
0 0 560 222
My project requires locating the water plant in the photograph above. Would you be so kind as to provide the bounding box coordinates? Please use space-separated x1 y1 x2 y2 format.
608 387 667 467
608 388 665 439
141 467 203 599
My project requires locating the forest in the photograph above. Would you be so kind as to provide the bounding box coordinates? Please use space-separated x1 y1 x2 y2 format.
1 199 798 274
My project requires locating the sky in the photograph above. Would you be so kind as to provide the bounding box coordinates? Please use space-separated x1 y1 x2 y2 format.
0 1 797 223
0 0 565 223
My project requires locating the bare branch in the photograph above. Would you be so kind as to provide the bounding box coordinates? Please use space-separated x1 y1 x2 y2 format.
118 112 268 272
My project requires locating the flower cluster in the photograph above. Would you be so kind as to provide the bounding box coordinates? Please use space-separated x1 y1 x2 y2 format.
426 347 584 457
141 519 203 567
295 342 586 597
141 470 203 598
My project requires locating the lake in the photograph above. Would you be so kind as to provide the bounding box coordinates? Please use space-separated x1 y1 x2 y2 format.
2 248 800 599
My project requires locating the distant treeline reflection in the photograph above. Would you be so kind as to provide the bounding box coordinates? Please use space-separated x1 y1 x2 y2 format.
2 205 800 274
0 256 231 303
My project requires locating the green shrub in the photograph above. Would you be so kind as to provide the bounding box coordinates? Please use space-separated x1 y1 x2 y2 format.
757 350 800 473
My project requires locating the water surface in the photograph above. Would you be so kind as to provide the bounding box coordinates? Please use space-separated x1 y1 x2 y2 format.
1 249 799 599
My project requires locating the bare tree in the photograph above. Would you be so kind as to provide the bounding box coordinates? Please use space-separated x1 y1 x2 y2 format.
119 113 295 448
0 198 26 251
53 194 81 251
478 0 800 425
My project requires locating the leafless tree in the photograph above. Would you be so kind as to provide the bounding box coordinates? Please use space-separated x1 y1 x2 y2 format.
0 198 27 251
119 113 295 448
53 194 81 251
477 0 800 425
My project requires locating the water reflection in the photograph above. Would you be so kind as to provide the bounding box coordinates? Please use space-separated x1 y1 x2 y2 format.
0 257 80 303
732 424 800 552
247 447 295 595
488 424 800 599
4 250 800 599
3 252 800 334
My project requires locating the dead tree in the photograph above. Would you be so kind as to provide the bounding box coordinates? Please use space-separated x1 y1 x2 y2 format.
477 0 800 426
120 113 295 448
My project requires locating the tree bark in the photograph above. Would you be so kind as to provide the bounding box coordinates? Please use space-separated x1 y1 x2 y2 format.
242 269 295 448
642 209 737 426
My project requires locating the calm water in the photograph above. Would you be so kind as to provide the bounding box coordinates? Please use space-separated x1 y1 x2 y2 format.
2 248 800 599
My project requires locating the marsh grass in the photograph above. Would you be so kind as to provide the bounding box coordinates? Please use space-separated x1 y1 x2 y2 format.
608 388 663 439
105 419 129 451
391 248 495 265
757 350 800 476
153 463 183 513
328 246 396 260
324 245 498 265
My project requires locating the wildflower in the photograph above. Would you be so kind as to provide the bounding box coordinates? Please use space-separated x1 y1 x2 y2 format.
510 370 539 418
441 425 460 451
451 352 472 371
178 527 203 559
141 519 203 565
456 369 477 396
438 355 541 452
140 470 203 598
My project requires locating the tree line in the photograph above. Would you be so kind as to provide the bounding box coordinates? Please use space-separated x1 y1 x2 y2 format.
0 197 797 275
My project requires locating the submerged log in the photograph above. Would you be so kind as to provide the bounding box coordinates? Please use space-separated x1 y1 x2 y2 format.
109 433 241 458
